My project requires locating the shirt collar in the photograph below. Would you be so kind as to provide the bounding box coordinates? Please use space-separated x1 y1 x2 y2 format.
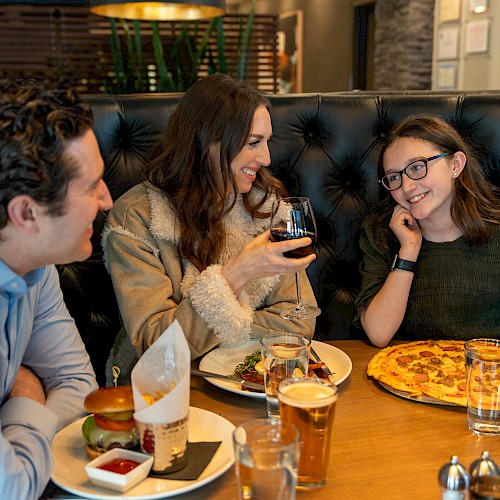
0 259 45 295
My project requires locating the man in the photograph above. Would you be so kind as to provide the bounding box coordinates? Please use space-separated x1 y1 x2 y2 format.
0 80 113 499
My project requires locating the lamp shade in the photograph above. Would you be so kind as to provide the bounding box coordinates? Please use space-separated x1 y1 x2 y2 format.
0 1 89 4
89 0 226 20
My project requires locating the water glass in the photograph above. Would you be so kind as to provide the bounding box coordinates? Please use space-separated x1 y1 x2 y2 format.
260 333 311 419
233 418 300 500
465 338 500 436
277 377 338 491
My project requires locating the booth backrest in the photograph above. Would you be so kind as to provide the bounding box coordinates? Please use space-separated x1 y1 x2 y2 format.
58 91 500 385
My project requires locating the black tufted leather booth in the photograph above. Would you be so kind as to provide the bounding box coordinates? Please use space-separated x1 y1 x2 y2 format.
58 91 500 385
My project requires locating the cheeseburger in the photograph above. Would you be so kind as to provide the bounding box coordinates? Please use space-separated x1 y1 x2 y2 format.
82 385 139 459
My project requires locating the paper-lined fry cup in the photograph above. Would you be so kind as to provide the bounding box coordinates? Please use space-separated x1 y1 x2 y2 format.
135 414 189 473
131 320 190 473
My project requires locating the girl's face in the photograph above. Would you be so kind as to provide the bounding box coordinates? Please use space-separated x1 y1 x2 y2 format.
383 137 464 225
229 105 272 194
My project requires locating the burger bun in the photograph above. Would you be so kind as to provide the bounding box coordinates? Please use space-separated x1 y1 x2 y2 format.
84 386 134 414
85 444 103 461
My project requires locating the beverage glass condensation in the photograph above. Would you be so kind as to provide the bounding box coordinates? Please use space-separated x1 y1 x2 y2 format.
277 377 338 491
233 418 300 500
465 338 500 436
260 333 311 419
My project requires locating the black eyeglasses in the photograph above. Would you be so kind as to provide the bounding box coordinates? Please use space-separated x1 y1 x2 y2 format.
379 153 453 191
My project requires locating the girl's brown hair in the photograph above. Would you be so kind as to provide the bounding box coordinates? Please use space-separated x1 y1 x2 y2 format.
144 74 286 270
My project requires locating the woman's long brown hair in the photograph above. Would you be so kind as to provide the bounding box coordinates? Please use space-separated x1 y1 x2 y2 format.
377 114 500 246
144 74 286 271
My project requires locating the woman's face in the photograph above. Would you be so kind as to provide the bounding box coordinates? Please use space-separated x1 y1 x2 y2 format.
383 137 463 224
229 105 272 194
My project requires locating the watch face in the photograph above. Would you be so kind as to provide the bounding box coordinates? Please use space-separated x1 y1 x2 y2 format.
391 255 398 270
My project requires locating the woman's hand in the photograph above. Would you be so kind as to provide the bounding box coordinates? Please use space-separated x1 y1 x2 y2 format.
221 229 316 297
389 205 422 261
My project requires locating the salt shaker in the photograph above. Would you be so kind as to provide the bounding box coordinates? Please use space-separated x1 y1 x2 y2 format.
470 451 500 479
439 455 471 500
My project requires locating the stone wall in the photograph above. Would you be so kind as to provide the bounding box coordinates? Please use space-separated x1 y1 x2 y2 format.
374 0 435 90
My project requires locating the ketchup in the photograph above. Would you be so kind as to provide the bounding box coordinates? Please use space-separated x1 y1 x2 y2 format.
98 458 140 474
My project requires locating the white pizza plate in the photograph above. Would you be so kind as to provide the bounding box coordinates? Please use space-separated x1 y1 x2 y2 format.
199 339 352 398
50 407 235 499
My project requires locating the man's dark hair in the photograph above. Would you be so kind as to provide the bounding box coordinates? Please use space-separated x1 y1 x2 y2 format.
0 80 93 229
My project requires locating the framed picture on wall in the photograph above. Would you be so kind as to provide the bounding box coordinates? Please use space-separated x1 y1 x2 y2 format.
436 62 457 89
278 10 303 93
465 19 489 54
437 25 460 60
440 0 461 23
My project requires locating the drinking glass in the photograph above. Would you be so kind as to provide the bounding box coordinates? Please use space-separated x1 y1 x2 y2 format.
260 333 311 419
233 418 300 500
465 338 500 435
270 197 321 320
277 377 338 491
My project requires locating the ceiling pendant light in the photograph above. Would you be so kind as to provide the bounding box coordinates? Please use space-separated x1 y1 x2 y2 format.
89 0 226 21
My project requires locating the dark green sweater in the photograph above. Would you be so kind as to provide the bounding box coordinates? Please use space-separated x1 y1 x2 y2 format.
355 223 500 340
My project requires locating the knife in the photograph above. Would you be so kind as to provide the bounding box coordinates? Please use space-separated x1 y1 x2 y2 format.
191 368 265 392
309 346 337 384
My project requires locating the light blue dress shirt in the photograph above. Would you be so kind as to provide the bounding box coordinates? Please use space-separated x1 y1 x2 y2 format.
0 261 98 500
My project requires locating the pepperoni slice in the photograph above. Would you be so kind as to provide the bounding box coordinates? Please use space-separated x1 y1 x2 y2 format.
397 356 413 364
419 351 435 357
413 373 429 383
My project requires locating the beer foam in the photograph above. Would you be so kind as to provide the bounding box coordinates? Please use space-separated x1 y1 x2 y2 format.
279 381 337 408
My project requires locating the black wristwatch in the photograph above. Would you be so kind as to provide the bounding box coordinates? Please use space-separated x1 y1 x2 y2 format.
391 255 416 273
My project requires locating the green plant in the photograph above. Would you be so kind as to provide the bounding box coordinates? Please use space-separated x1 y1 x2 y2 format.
106 0 255 94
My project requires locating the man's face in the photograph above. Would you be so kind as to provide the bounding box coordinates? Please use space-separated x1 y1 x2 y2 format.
35 129 113 264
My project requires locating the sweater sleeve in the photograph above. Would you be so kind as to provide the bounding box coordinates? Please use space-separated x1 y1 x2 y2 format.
102 192 258 362
353 220 393 329
103 208 221 359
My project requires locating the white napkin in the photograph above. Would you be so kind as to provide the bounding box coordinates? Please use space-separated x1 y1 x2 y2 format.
131 320 190 423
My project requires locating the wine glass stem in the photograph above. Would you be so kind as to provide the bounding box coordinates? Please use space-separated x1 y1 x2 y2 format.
295 272 303 310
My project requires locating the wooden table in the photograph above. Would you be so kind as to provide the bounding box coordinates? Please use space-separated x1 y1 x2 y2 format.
176 339 500 500
46 340 500 499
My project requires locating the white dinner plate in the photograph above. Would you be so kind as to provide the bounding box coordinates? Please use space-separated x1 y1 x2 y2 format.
50 407 235 499
199 339 352 398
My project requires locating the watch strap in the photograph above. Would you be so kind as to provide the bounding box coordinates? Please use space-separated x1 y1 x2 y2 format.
391 255 416 272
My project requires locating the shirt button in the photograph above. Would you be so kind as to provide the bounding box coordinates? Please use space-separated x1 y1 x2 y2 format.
10 282 19 289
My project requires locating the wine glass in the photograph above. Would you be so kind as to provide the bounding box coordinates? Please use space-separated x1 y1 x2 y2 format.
270 196 321 320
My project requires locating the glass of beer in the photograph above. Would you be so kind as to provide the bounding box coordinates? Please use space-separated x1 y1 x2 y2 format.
277 377 338 491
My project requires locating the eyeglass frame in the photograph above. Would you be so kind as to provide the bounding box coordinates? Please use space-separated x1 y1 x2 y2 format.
378 152 453 191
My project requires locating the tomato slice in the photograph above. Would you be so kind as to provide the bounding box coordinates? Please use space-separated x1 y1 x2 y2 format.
94 413 135 431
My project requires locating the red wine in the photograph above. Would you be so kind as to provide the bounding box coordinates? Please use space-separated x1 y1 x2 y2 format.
270 228 317 258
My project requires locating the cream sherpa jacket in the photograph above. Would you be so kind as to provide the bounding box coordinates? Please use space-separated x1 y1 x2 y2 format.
102 181 316 384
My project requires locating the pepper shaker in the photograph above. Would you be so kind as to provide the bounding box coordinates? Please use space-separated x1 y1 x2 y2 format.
439 455 471 500
470 451 500 500
470 451 500 479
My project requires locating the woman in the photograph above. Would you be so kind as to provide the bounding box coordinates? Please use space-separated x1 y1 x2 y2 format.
102 74 317 384
355 115 500 347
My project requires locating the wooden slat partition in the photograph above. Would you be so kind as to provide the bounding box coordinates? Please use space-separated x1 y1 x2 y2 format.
0 6 278 93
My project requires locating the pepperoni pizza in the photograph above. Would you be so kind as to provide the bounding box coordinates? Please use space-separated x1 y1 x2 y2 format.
367 340 467 406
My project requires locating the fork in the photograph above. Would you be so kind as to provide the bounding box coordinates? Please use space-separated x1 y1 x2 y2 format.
309 346 336 384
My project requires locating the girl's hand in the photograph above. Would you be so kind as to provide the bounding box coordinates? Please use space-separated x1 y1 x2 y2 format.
389 205 422 260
